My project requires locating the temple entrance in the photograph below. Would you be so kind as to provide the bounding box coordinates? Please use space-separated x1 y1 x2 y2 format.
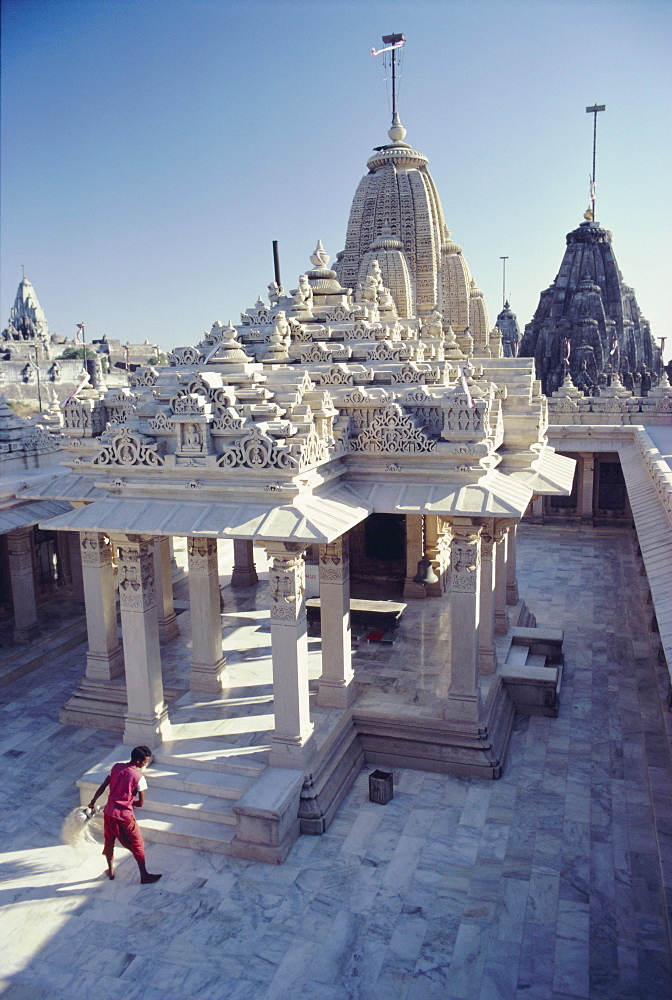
348 513 406 597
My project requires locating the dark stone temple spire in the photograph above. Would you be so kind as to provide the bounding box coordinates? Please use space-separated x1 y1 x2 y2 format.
495 301 521 357
519 220 662 395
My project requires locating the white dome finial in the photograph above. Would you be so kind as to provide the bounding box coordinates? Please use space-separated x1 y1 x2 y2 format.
388 111 406 143
310 240 330 269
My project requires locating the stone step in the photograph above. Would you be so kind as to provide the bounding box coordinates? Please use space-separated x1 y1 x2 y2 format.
144 762 253 801
505 644 529 666
78 748 259 802
526 653 547 668
152 744 268 778
134 785 237 826
137 811 237 854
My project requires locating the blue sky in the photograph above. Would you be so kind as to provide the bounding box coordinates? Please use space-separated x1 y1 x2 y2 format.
2 0 670 359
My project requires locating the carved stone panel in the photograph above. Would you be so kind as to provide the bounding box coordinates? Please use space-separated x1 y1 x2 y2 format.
450 525 481 593
80 531 113 568
269 548 306 624
319 537 350 584
187 536 218 575
116 536 155 612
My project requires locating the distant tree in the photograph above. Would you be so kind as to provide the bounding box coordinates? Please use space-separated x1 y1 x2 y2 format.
56 346 97 361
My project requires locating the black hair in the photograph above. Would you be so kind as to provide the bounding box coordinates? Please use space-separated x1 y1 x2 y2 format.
130 745 152 763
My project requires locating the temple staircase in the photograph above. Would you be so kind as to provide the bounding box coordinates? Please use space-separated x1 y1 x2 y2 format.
78 743 270 856
497 625 564 717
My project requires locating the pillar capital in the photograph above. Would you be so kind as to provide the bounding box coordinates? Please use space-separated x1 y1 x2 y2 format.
116 536 155 613
450 522 481 593
80 531 113 568
187 535 219 574
267 544 307 626
318 538 350 583
493 518 516 544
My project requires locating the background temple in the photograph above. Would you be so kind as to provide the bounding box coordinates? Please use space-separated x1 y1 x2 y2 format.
519 218 663 395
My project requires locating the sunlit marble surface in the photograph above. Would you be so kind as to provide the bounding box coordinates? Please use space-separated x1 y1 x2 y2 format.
1 525 671 999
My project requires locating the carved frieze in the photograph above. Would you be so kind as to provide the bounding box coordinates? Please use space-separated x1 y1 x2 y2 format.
91 425 164 467
350 404 436 454
216 426 298 471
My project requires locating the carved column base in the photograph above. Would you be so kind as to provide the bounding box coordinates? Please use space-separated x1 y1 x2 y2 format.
231 565 259 588
402 577 427 600
158 612 180 643
317 677 356 709
506 582 519 606
13 623 40 644
123 706 171 749
189 657 227 694
478 647 498 675
444 691 482 725
231 539 259 588
86 647 124 681
270 731 316 770
494 611 509 636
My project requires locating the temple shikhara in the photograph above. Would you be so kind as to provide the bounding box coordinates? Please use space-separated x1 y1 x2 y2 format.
519 217 663 395
2 73 671 868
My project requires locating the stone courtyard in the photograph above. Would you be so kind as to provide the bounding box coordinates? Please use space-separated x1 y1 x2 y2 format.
1 523 670 1000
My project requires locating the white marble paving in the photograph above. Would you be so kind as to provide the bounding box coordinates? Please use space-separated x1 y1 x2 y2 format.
0 525 671 998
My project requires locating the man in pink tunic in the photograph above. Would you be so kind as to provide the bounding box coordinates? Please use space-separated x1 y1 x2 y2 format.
88 745 162 883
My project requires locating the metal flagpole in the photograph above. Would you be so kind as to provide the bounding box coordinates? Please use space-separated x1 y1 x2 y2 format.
500 257 508 309
585 104 605 221
33 343 42 412
381 33 405 119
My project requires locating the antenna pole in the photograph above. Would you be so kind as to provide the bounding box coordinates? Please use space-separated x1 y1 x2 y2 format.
500 256 509 308
586 104 605 221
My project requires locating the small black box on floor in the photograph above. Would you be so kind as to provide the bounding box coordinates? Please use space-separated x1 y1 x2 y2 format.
369 769 394 804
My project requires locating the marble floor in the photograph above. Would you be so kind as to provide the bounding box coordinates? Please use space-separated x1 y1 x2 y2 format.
1 524 671 999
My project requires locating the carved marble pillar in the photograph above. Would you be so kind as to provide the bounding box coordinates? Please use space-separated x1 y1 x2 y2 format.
266 543 314 768
7 526 39 643
478 522 497 674
403 514 426 599
153 536 179 642
80 532 124 680
580 453 595 523
531 495 544 522
56 532 72 590
506 523 519 606
317 535 355 708
116 534 170 748
445 521 482 724
493 521 510 635
187 536 226 693
231 539 259 588
424 515 443 596
68 531 85 610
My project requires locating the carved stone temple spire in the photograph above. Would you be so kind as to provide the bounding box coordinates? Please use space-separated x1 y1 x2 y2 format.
519 219 662 395
334 118 489 330
1 275 52 361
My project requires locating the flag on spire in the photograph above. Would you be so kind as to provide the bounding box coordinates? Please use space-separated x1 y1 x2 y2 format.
460 367 474 409
61 370 91 409
371 40 404 57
